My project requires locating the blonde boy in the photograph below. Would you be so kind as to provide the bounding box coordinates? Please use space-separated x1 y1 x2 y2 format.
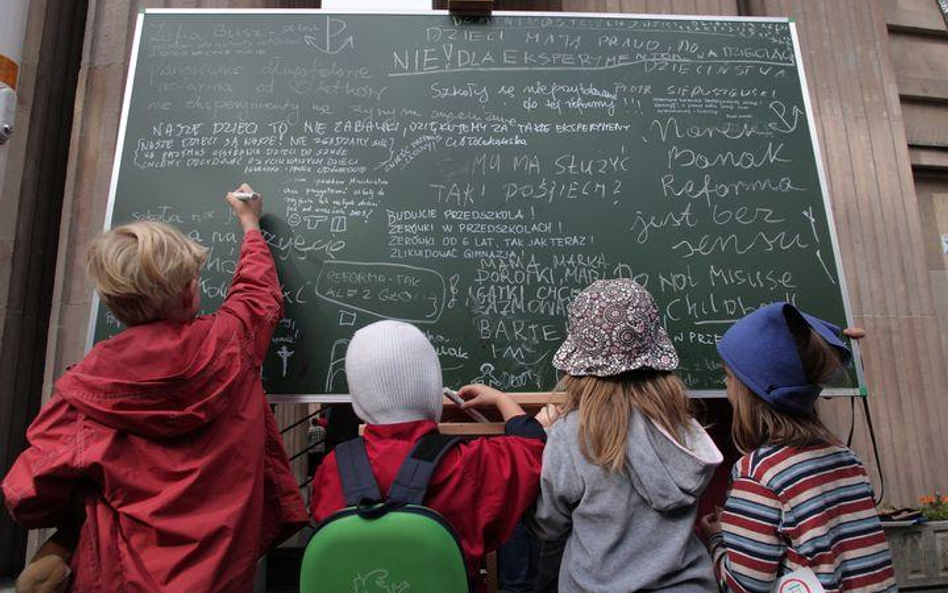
3 185 307 593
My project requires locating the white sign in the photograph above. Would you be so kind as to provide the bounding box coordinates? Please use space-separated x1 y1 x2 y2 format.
773 567 826 593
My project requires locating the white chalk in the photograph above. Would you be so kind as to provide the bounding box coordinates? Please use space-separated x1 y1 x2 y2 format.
233 191 260 201
443 388 490 423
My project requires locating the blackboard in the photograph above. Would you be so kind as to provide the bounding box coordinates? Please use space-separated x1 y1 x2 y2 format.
90 9 864 399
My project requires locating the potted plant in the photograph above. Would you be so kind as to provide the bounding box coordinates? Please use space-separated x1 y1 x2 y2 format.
919 493 948 523
884 492 948 589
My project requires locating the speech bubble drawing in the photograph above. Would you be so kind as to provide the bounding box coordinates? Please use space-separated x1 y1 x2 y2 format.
316 261 447 324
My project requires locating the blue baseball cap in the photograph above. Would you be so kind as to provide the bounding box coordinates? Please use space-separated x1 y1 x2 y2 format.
717 303 852 415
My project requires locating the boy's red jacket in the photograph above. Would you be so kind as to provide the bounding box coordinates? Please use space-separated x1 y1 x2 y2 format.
2 230 308 593
310 418 545 577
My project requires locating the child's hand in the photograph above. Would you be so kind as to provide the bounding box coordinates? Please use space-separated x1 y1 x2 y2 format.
698 508 722 542
535 403 561 429
15 555 71 593
458 384 508 409
226 183 262 231
458 384 526 422
843 327 866 340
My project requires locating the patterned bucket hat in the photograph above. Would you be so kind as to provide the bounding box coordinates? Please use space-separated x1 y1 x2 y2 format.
553 279 679 376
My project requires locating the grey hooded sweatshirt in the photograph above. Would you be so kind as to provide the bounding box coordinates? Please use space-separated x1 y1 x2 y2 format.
529 409 723 593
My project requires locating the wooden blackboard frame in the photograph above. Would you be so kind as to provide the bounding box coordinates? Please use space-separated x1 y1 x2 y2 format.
87 8 866 403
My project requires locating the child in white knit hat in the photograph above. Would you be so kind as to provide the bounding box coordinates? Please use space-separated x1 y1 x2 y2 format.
309 320 546 587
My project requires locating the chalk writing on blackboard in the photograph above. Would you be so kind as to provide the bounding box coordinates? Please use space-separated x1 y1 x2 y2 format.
93 12 860 395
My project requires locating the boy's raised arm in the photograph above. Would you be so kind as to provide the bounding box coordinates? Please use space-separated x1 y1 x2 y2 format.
453 384 546 548
218 184 284 364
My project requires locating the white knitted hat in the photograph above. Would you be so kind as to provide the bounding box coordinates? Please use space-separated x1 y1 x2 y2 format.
345 320 443 424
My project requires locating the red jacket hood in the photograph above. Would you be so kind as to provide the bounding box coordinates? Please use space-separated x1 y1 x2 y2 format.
56 316 243 438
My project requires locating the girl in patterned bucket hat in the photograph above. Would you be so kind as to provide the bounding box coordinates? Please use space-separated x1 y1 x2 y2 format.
528 279 723 593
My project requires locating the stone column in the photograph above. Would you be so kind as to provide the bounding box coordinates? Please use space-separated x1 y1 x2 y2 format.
0 0 89 575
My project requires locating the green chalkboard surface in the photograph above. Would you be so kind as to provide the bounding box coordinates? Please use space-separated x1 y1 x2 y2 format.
91 9 863 398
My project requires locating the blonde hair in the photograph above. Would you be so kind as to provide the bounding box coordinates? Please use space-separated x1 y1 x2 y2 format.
729 327 842 453
558 371 693 474
86 221 208 326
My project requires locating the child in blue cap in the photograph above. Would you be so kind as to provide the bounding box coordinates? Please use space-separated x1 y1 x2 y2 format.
699 303 897 593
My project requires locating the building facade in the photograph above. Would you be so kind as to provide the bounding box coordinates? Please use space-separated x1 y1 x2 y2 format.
1 0 947 576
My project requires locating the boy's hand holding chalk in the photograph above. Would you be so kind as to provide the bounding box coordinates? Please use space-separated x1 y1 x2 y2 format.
226 183 262 232
444 388 489 423
456 384 528 423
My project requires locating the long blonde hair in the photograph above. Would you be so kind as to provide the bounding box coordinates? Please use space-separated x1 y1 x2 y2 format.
728 327 842 453
558 370 693 474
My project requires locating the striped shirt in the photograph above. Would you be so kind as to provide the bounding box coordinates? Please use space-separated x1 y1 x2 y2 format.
709 444 897 593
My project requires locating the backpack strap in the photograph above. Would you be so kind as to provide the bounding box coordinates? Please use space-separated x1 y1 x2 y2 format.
387 433 463 506
335 437 382 506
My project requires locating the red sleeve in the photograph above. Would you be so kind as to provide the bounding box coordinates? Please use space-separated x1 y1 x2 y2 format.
217 229 284 365
1 396 83 529
310 452 346 524
259 406 309 554
454 434 544 552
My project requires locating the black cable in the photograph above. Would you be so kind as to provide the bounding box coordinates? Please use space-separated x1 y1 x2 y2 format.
846 397 856 448
846 396 885 505
861 396 886 505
